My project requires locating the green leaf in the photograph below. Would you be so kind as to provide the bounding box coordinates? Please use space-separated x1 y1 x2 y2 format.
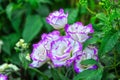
6 3 14 20
73 68 103 80
80 59 98 65
19 53 29 70
51 68 68 80
22 15 43 42
99 31 120 57
79 0 88 7
36 4 50 17
11 16 21 32
68 8 79 24
2 33 21 55
37 0 51 4
90 16 96 24
42 17 53 32
6 3 23 32
83 36 98 49
10 9 24 32
29 68 49 80
26 0 38 8
96 13 107 21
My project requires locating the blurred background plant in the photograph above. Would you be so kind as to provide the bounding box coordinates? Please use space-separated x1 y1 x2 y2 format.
0 0 120 80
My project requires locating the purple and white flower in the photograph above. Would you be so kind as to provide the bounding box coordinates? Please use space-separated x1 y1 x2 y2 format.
49 36 82 67
74 46 98 73
0 74 7 80
30 41 48 67
30 41 48 62
30 31 60 67
65 22 94 43
29 61 46 68
41 30 60 51
46 9 68 29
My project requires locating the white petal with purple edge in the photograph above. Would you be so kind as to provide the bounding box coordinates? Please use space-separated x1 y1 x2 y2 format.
65 22 94 43
49 36 82 67
74 46 98 73
46 9 68 29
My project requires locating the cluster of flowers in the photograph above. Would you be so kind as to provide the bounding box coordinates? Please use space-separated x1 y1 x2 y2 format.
0 63 19 72
30 9 98 73
0 63 19 80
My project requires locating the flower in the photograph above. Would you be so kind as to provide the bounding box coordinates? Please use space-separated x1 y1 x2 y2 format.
41 30 60 51
46 9 68 29
15 39 28 49
0 74 7 80
0 63 19 72
30 31 60 67
30 42 48 62
49 36 82 67
8 64 19 71
0 63 8 72
30 42 48 67
74 46 98 73
65 22 94 43
29 61 46 68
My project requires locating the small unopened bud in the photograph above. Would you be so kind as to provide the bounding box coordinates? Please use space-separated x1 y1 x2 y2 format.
25 53 31 61
15 39 28 49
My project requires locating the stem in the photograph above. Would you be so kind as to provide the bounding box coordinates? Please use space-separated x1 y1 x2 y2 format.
113 50 119 78
29 67 49 80
86 6 96 15
65 67 72 77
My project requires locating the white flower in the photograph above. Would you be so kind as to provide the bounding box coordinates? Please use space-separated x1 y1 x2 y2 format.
49 36 82 67
8 64 19 71
0 63 8 72
65 22 94 43
31 42 48 62
46 9 68 29
74 46 98 73
29 61 46 68
30 31 60 67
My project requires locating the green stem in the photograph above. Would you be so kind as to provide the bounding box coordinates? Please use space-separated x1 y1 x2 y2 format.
113 50 119 78
86 6 96 15
29 67 49 80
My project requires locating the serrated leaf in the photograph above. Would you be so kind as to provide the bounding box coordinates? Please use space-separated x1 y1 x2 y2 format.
73 68 103 80
80 59 98 65
23 15 43 42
